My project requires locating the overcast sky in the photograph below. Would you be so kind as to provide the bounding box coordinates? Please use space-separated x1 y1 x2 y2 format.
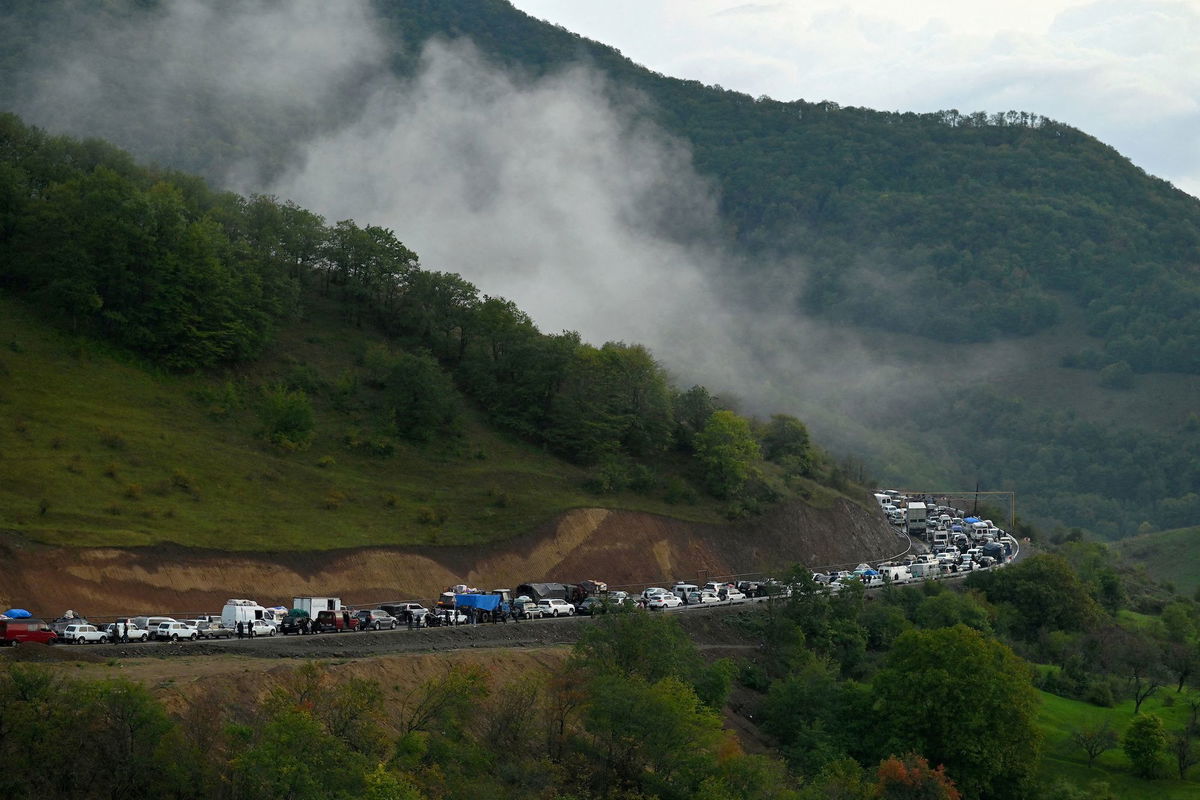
510 0 1200 199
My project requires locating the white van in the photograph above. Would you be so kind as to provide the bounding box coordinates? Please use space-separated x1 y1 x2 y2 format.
673 583 700 603
221 599 271 629
880 565 911 584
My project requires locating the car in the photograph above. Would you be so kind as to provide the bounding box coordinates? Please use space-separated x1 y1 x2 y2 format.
64 623 109 644
512 596 542 619
196 621 234 639
575 597 607 615
387 603 430 626
355 609 399 630
428 609 469 626
155 621 199 641
641 587 669 600
247 620 277 637
104 622 150 642
537 598 575 617
686 590 721 605
280 615 318 635
719 586 747 603
49 616 90 640
646 592 682 610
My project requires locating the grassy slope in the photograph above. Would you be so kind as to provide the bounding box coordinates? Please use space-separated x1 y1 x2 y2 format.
1036 687 1200 796
1116 527 1200 595
0 296 729 551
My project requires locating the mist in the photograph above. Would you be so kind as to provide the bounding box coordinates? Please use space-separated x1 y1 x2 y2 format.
2 0 1021 472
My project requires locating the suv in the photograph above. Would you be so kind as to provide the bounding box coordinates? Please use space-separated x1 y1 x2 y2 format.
537 599 575 617
104 622 150 642
356 609 398 631
64 623 109 644
155 621 199 641
383 603 429 626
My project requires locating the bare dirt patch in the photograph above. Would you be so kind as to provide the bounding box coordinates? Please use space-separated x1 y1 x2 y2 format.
0 498 901 618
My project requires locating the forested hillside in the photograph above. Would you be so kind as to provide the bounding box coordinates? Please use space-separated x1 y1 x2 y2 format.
375 1 1200 369
0 113 841 547
0 0 1197 538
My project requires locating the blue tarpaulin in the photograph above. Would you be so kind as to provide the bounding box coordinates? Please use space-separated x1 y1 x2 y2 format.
4 609 32 618
964 517 981 524
455 594 501 611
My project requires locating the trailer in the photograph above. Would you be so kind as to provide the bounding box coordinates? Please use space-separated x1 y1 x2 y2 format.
292 597 341 615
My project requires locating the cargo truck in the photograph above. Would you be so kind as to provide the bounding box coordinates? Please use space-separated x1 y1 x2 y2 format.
906 502 928 536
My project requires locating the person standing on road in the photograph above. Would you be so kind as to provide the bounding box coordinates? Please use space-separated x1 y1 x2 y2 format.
236 620 243 639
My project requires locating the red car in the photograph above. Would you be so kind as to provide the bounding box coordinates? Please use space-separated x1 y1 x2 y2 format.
0 618 58 646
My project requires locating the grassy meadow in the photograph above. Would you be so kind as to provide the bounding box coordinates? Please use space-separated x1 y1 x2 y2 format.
0 296 728 551
1117 527 1200 596
1036 686 1200 797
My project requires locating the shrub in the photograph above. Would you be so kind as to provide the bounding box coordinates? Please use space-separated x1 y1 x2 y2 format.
98 428 126 449
322 491 345 510
124 483 142 500
257 385 314 450
103 461 119 478
284 364 324 394
417 506 447 525
316 455 336 469
1098 360 1135 389
171 469 196 492
663 477 698 505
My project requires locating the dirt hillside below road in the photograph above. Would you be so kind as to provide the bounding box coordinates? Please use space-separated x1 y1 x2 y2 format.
0 497 904 616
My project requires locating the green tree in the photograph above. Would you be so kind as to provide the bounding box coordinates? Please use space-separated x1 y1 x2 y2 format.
583 673 727 798
965 554 1099 639
231 708 368 800
1122 713 1167 778
694 409 761 498
760 413 814 476
871 626 1041 799
574 611 733 709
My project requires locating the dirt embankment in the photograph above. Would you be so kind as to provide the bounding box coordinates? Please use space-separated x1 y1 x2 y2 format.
0 497 902 616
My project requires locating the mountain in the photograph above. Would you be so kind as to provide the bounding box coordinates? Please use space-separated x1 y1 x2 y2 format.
0 0 1197 537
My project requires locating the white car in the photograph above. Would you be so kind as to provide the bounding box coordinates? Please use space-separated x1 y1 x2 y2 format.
64 623 109 644
641 587 669 599
647 592 683 610
248 620 277 636
104 623 150 642
155 621 199 641
720 587 747 603
686 590 721 605
537 599 575 617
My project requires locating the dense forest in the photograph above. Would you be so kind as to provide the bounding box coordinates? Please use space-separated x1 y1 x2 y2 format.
4 537 1200 799
372 1 1200 372
0 0 1197 538
2 0 1198 372
0 113 824 515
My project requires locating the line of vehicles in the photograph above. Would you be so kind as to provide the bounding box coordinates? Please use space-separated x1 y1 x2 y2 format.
1 518 1017 648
